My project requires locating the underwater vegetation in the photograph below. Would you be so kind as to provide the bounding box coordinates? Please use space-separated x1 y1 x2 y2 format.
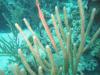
87 0 100 23
0 0 100 75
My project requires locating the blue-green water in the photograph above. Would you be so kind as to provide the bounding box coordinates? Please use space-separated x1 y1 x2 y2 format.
0 0 100 75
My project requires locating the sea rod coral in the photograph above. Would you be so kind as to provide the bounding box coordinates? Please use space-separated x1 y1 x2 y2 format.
0 0 100 75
